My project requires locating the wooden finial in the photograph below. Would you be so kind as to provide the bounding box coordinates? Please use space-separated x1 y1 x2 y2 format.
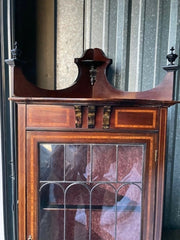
166 47 178 65
11 41 22 60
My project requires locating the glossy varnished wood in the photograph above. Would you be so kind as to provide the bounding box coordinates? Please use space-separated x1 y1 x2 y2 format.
7 48 178 102
17 104 26 240
27 105 75 128
154 108 168 240
26 131 39 240
25 104 160 131
113 108 158 130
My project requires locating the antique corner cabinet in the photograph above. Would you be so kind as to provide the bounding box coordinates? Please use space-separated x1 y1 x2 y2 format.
6 48 179 240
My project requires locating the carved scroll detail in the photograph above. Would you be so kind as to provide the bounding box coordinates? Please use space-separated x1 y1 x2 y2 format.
88 106 96 128
74 105 82 128
103 106 112 129
89 65 97 85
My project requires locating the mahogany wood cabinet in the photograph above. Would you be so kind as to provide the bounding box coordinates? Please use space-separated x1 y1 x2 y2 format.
7 48 179 240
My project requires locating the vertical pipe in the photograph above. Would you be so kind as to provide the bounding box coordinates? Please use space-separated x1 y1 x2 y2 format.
1 0 17 239
153 0 161 88
54 0 57 89
84 0 92 50
0 1 6 239
7 0 17 239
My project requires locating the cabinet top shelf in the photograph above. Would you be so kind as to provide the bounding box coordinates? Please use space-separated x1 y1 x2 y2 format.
6 48 180 105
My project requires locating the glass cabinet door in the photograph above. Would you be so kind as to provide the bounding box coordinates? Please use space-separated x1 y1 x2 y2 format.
27 132 156 240
39 143 144 240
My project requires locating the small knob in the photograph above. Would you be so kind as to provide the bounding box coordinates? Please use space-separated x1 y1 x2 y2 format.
166 47 178 65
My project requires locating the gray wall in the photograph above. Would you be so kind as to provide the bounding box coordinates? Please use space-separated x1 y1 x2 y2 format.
55 0 170 91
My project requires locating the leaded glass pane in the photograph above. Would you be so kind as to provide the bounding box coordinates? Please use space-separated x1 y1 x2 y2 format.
39 143 144 240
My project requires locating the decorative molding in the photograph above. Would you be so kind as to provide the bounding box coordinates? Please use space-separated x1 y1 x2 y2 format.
74 105 82 128
88 106 96 128
89 65 97 86
103 106 111 129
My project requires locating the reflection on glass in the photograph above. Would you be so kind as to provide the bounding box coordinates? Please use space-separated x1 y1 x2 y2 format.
116 185 142 240
65 145 89 181
91 184 116 239
40 144 64 181
118 145 144 182
92 145 116 181
39 183 64 240
39 144 144 240
65 184 90 240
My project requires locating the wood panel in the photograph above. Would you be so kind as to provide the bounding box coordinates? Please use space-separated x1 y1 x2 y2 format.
114 108 158 130
17 104 26 240
27 131 38 240
154 108 167 240
27 105 75 128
